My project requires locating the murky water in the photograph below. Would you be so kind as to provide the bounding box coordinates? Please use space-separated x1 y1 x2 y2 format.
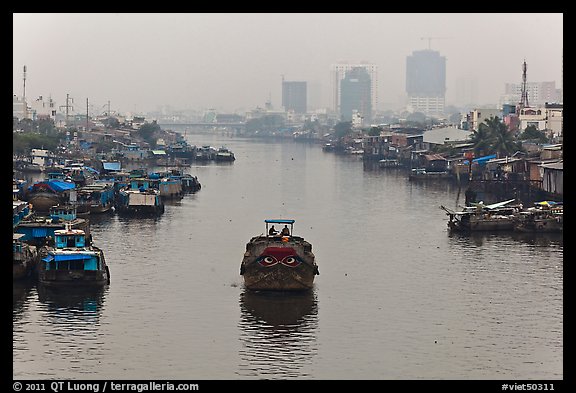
13 129 563 380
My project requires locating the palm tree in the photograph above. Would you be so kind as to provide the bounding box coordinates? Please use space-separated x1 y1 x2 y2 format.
484 116 521 158
469 124 493 157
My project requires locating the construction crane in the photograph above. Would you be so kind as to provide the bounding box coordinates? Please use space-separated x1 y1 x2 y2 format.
420 36 451 50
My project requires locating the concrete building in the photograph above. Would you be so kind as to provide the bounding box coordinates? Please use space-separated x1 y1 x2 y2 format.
469 108 502 131
339 67 372 124
282 80 307 114
330 62 377 116
501 81 562 107
406 49 446 117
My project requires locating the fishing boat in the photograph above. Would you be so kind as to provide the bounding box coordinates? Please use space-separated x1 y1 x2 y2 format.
240 219 319 291
513 201 563 233
37 224 110 287
440 199 521 232
13 233 38 280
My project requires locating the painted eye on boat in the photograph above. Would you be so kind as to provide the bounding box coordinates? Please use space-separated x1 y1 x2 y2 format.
285 257 296 264
264 256 275 263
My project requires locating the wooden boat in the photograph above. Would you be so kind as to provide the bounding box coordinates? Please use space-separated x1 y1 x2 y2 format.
13 233 38 280
115 177 164 216
240 219 319 291
513 201 563 233
14 204 90 247
441 199 521 232
37 225 110 287
23 179 76 214
215 146 235 162
195 145 217 161
75 182 115 214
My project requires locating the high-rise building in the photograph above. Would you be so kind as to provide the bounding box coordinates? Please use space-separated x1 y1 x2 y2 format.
406 49 446 117
501 81 562 107
330 62 377 117
339 67 372 124
282 80 307 114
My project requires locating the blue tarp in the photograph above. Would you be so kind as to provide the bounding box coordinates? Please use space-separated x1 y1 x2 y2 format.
83 166 100 175
463 154 496 165
30 180 75 193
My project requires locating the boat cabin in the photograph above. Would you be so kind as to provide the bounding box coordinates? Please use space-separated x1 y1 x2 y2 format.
54 228 87 249
265 219 295 237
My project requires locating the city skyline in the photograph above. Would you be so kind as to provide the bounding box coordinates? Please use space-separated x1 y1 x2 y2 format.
13 13 563 115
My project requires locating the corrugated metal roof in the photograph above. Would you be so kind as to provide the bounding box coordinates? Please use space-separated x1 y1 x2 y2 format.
540 162 563 170
103 162 121 171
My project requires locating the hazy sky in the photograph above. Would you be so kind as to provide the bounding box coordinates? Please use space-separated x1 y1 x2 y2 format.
13 13 563 115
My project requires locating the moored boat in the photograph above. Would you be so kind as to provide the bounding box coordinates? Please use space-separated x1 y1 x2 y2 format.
14 204 90 247
240 219 319 291
115 177 164 216
37 225 110 287
75 182 115 214
22 179 76 214
441 199 521 232
13 233 38 280
513 201 563 233
215 146 235 162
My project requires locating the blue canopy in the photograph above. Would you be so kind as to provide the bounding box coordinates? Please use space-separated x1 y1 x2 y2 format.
463 154 496 165
53 254 94 262
265 219 295 224
30 180 75 193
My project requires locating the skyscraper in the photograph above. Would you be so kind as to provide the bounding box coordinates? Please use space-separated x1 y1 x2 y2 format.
339 67 372 123
282 80 307 114
406 50 446 116
331 62 377 117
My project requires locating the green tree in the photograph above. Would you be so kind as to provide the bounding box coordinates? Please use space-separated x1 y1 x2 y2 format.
519 124 549 143
334 121 352 139
138 122 161 144
484 116 521 158
367 126 381 136
469 125 493 157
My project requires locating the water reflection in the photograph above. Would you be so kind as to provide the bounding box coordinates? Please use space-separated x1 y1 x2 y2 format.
448 230 564 247
37 284 108 319
13 280 35 323
237 289 319 379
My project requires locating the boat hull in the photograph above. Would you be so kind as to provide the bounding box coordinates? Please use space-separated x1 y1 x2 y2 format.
240 236 318 291
37 269 110 287
36 248 110 287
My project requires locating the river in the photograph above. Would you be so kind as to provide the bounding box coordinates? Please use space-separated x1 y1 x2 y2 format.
13 127 563 380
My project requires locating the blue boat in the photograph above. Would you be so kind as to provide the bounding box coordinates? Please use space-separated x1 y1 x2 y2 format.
14 204 90 247
38 225 110 287
75 182 115 214
115 177 164 216
23 179 76 214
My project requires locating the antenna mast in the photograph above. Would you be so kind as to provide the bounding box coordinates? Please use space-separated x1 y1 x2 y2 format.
520 60 529 108
23 65 27 119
